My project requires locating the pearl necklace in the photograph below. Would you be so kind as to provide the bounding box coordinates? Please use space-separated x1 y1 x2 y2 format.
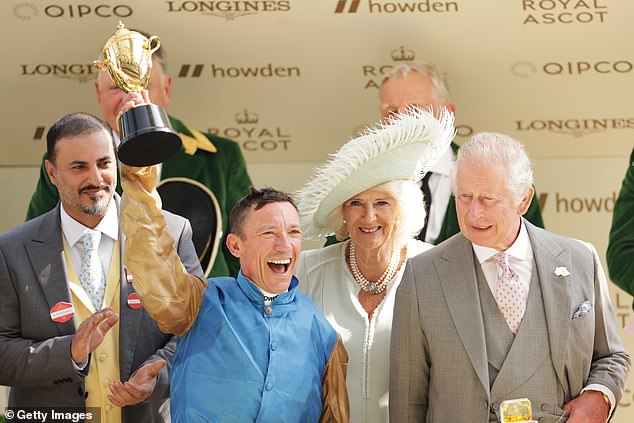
349 241 401 294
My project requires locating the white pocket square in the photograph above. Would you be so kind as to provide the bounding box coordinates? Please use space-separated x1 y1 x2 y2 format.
572 300 592 320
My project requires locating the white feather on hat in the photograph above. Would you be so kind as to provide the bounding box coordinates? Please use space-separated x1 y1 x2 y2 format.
296 107 455 240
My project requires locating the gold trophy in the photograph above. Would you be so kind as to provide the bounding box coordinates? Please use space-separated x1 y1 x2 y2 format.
94 21 181 166
499 398 538 423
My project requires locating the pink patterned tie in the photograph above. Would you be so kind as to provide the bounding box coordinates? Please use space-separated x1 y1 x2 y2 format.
492 252 527 335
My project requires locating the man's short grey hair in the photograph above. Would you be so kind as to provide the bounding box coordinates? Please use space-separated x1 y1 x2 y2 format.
453 132 534 204
381 62 452 103
326 179 426 249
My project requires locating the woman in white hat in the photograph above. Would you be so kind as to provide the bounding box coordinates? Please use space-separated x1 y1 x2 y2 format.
295 108 454 423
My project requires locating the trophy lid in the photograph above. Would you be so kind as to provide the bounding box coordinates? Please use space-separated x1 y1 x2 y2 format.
102 21 149 50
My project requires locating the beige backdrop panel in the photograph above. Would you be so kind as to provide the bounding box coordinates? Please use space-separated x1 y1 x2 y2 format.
1 0 634 420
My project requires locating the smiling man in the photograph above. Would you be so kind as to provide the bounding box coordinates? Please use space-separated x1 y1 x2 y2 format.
0 112 204 423
390 132 629 423
119 163 350 422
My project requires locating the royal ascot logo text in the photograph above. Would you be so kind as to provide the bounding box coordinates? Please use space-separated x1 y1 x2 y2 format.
20 63 97 83
208 110 292 152
178 63 301 79
13 3 133 20
166 0 290 20
511 60 634 77
515 117 634 137
334 0 459 14
521 0 607 24
361 46 418 89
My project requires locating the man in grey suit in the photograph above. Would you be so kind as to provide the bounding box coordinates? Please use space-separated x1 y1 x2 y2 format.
0 112 203 422
390 132 630 422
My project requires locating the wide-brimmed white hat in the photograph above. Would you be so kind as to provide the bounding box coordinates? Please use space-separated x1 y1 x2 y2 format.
296 107 455 240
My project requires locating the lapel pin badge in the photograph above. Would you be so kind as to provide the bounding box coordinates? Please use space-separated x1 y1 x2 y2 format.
50 302 75 323
127 292 142 309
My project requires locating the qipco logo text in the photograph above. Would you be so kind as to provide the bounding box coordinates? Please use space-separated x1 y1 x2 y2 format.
44 4 133 18
543 60 633 75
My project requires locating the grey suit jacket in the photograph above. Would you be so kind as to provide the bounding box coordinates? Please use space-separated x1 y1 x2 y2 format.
0 198 203 422
390 220 630 422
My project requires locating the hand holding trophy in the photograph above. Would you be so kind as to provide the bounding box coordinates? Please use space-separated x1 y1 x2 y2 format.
94 22 181 166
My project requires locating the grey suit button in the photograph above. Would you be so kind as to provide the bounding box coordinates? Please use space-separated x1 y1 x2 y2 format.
541 403 547 411
492 403 499 411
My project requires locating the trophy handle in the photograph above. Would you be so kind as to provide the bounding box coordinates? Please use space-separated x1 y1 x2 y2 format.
146 36 161 54
93 60 107 72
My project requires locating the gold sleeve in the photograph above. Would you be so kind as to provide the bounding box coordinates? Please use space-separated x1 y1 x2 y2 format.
320 335 350 423
120 164 207 336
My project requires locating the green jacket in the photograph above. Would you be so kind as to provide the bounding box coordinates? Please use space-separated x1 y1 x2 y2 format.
326 142 544 246
607 149 634 308
25 115 252 279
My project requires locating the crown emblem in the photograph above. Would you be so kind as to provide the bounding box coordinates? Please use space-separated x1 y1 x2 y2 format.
234 109 259 125
390 46 415 62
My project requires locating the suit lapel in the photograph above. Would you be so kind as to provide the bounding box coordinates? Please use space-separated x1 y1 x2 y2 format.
115 195 142 379
525 221 571 388
436 235 489 393
25 205 76 336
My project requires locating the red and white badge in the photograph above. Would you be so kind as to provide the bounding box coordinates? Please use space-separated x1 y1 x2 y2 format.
127 292 142 309
125 268 134 284
50 302 75 323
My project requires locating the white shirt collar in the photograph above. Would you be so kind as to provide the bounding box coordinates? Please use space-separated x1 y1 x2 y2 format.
472 219 530 265
60 199 119 247
430 145 454 176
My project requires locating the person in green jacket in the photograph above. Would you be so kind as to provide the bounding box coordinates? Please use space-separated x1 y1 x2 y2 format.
25 31 252 279
607 149 634 308
378 62 544 244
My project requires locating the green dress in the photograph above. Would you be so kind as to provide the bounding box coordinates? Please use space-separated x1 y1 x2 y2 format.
25 115 252 278
607 149 634 308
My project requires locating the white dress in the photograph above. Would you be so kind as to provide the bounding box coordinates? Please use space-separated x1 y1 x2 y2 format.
295 239 433 423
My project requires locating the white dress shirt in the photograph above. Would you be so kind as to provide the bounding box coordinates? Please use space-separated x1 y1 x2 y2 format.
60 200 119 279
472 220 534 298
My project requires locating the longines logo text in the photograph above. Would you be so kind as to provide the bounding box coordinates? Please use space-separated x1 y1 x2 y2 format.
521 0 607 24
511 60 633 77
20 63 97 83
13 3 133 20
208 110 292 152
515 117 634 137
335 0 459 14
361 46 418 89
178 63 300 78
166 0 291 20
